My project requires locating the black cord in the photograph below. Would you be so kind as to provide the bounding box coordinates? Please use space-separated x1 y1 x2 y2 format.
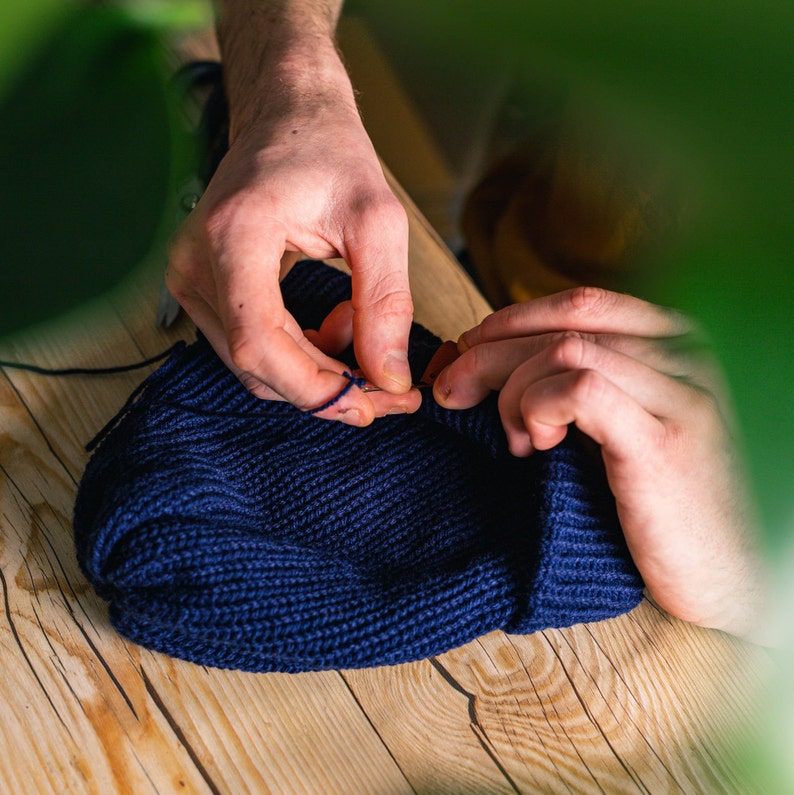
0 342 183 377
0 61 229 382
1 63 227 382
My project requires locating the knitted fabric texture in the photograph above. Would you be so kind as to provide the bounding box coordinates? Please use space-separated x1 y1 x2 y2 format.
73 260 644 673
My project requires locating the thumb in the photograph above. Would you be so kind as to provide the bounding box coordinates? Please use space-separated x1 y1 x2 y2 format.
345 200 413 392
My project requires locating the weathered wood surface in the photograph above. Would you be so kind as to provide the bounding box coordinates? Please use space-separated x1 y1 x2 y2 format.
0 174 773 794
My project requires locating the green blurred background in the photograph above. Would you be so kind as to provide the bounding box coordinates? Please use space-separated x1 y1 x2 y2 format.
5 0 790 547
345 0 794 554
1 1 792 788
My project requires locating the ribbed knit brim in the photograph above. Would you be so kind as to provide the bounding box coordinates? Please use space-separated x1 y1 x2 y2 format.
73 260 643 673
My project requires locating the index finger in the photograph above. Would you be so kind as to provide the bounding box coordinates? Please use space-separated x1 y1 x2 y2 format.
460 286 694 349
212 219 370 412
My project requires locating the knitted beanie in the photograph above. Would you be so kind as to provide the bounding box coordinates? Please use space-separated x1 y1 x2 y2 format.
73 260 643 673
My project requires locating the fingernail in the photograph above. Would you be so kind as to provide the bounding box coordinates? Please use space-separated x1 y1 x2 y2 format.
385 406 408 415
382 351 412 391
458 326 480 351
433 371 452 404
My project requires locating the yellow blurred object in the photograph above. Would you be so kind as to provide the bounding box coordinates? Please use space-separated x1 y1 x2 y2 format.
462 111 679 306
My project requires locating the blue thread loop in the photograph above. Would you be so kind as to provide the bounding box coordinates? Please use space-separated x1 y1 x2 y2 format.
306 371 367 415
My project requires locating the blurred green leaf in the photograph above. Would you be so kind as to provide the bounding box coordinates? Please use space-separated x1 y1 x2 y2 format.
119 0 213 31
0 1 72 102
0 4 193 337
360 0 794 547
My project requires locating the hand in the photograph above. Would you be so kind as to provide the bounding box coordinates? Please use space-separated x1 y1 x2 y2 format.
165 5 416 425
433 286 767 642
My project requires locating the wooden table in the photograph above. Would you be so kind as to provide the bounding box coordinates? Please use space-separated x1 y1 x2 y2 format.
0 172 773 794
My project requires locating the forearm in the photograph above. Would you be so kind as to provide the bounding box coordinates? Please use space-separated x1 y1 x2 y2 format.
213 0 354 141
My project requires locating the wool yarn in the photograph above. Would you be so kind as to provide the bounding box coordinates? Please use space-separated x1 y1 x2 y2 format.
73 260 643 673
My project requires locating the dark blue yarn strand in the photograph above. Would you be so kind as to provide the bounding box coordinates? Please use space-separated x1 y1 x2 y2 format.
73 260 644 674
305 371 367 415
84 341 188 453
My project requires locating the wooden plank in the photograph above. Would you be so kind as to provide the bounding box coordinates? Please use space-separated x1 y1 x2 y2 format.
0 152 772 794
134 656 413 795
1 363 216 793
0 295 411 793
433 608 771 794
342 660 519 795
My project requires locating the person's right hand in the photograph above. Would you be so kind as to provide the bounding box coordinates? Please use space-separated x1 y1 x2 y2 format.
166 3 419 426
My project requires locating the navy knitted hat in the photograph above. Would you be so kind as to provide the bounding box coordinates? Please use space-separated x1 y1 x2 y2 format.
73 260 643 673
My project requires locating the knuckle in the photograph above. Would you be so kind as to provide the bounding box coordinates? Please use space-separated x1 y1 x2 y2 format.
463 342 497 377
346 193 409 249
202 191 268 246
663 418 692 457
497 385 520 420
165 231 194 276
227 332 264 374
499 302 529 330
202 201 237 245
355 192 407 229
476 303 529 342
567 285 616 315
570 368 606 404
374 193 409 227
238 372 272 400
359 282 414 320
384 286 415 316
687 384 722 424
438 349 471 388
386 197 410 232
474 312 499 341
163 264 193 304
163 264 182 294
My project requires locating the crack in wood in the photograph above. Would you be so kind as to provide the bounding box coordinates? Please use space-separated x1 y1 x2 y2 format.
428 657 522 795
0 566 68 730
577 626 685 790
75 619 140 721
30 599 89 718
3 476 141 721
2 463 107 636
698 740 747 793
337 671 418 795
476 637 575 792
140 668 221 795
502 636 601 794
1 369 79 487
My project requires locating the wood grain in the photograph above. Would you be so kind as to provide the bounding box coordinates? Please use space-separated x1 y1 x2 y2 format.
342 660 519 795
0 162 771 794
434 612 771 795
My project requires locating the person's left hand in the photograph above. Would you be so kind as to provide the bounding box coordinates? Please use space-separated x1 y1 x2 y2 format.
432 286 767 642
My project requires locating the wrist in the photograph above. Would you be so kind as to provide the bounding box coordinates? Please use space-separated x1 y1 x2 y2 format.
216 0 342 43
216 0 355 141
